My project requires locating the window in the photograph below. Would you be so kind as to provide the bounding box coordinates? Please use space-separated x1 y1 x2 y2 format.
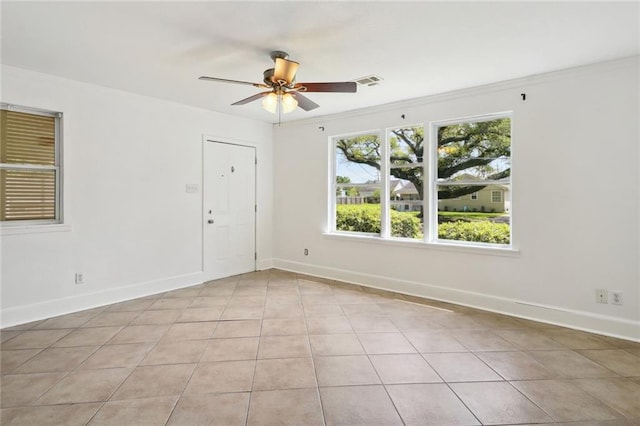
330 113 511 248
433 115 511 245
333 132 382 234
388 126 423 239
1 104 62 224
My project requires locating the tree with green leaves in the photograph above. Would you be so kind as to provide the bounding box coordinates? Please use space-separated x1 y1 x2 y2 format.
336 175 359 196
335 118 511 205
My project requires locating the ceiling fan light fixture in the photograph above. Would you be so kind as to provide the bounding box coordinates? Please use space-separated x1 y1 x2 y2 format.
261 92 298 114
281 93 298 113
262 92 278 113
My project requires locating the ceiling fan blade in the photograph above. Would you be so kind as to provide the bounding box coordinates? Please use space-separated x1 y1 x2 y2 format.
274 58 299 84
231 91 272 106
291 92 319 111
199 76 268 88
295 82 357 93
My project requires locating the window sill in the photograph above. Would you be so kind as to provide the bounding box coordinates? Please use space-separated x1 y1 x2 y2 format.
1 223 72 236
323 232 520 257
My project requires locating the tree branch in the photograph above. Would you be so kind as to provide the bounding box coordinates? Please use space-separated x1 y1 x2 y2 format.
439 158 493 179
336 139 381 170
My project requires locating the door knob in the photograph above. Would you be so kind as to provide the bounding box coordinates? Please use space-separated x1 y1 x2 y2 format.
208 219 214 224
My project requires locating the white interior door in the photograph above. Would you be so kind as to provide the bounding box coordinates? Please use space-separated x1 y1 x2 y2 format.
203 141 256 280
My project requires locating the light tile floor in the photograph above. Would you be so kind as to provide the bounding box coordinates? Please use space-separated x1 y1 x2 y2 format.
2 269 640 425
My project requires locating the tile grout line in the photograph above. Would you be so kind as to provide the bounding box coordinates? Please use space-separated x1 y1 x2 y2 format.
162 279 233 426
395 322 486 425
3 305 140 413
81 308 169 424
244 276 266 426
87 277 230 424
299 273 329 426
348 296 421 426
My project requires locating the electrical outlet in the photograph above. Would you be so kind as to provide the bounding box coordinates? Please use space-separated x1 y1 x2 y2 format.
304 248 309 256
611 291 623 305
595 289 608 304
75 273 84 285
185 184 199 193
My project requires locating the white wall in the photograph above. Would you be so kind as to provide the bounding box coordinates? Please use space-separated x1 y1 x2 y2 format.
3 59 638 340
273 57 640 341
0 65 273 327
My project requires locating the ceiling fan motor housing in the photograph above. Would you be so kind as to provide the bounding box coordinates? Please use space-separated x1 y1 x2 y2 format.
269 50 289 61
263 68 276 86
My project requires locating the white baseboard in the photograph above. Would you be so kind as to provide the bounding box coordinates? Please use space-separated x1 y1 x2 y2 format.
1 271 204 328
256 258 274 271
273 258 640 342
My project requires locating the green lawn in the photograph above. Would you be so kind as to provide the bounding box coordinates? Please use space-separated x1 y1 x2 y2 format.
438 211 506 221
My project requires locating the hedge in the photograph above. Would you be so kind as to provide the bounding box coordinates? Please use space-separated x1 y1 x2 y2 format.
438 221 510 244
336 204 509 244
336 204 421 238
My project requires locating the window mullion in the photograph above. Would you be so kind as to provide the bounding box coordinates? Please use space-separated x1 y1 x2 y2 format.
426 124 437 242
380 131 390 238
329 137 337 233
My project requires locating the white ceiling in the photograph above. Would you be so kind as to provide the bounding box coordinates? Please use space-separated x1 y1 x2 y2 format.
2 1 638 124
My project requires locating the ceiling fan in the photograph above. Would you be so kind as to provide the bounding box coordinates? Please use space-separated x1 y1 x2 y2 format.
199 50 357 114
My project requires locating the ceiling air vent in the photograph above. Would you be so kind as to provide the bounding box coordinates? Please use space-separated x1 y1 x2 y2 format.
354 75 383 87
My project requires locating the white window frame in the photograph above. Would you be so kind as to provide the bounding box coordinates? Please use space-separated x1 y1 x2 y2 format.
429 112 512 247
470 193 478 200
491 190 502 203
385 123 424 239
328 112 513 252
0 103 63 226
329 130 384 236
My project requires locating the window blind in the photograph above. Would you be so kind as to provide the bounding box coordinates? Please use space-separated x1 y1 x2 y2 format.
0 109 58 221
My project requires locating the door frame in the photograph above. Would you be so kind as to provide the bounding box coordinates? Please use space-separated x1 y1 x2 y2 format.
201 135 258 281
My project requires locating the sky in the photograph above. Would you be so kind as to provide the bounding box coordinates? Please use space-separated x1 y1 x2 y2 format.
336 155 380 183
